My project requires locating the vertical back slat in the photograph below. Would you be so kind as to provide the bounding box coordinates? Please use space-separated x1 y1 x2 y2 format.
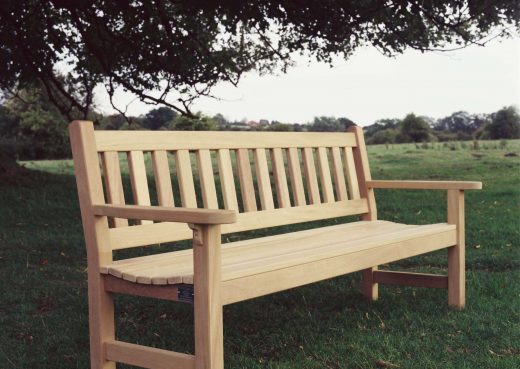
101 152 128 227
175 150 197 208
330 147 348 201
286 148 306 206
151 150 174 207
316 147 334 203
127 151 153 225
197 149 219 209
254 148 275 210
236 149 257 212
302 147 321 204
217 149 239 211
270 148 291 208
343 147 361 199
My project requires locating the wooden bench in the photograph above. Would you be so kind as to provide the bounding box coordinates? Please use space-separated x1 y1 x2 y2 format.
69 120 482 369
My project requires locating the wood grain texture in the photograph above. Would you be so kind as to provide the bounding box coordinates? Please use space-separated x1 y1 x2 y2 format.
316 147 334 203
101 152 128 227
367 180 482 190
217 149 239 211
69 121 115 369
286 148 306 206
270 148 291 208
175 150 197 208
151 150 174 207
105 340 195 369
127 151 153 225
254 148 275 210
447 189 465 309
343 147 360 200
236 149 257 212
330 147 348 201
95 130 357 151
197 150 219 209
302 147 321 204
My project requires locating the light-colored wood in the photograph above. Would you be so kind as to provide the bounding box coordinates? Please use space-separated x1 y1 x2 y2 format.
151 150 174 207
95 130 357 151
105 340 195 369
330 147 348 201
104 275 189 302
101 152 128 227
302 147 321 204
175 150 198 208
69 121 115 369
286 148 306 206
236 149 257 212
367 180 482 190
192 224 224 369
270 148 291 208
107 199 369 249
197 150 219 209
447 189 465 309
347 126 378 301
92 204 237 225
217 149 239 211
343 147 360 199
221 228 456 305
127 150 153 225
316 147 335 203
254 148 275 210
372 270 448 289
101 221 456 287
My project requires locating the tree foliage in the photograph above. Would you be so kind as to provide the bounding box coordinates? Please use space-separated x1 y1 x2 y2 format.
485 106 520 139
399 113 433 142
1 1 517 118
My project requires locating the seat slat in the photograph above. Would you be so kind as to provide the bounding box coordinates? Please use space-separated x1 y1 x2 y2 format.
101 152 128 227
271 148 291 208
127 151 152 225
302 148 321 204
175 150 197 208
343 147 360 199
287 148 306 206
217 149 238 210
196 149 218 209
254 148 275 210
236 149 257 212
151 150 174 207
316 147 334 203
330 147 348 201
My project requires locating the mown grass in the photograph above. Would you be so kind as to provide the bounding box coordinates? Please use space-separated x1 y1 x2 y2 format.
1 140 519 368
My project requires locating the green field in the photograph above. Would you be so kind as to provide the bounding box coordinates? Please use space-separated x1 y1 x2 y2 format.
1 140 519 368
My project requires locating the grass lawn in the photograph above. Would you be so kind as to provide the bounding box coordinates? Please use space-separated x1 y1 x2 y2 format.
1 140 519 368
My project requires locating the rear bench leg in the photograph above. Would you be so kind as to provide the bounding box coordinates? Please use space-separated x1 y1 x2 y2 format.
192 224 224 369
447 189 465 309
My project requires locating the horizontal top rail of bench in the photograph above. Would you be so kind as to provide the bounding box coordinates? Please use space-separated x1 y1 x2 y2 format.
93 130 357 151
366 180 482 190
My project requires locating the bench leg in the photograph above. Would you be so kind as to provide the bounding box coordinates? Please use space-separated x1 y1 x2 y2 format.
193 224 224 369
89 273 116 369
362 267 379 301
447 189 465 310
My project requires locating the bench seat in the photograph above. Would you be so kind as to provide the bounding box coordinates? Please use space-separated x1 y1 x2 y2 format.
101 220 456 286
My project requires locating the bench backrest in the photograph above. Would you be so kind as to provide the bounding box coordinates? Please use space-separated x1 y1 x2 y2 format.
70 121 376 251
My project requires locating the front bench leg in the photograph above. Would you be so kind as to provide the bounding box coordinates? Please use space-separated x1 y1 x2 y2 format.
447 189 465 309
191 224 224 369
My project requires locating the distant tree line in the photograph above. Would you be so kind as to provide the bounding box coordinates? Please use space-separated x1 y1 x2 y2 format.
0 83 518 160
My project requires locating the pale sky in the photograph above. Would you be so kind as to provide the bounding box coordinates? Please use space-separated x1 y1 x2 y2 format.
95 37 520 126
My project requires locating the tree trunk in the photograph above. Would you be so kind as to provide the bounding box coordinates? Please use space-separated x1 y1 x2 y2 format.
0 150 23 177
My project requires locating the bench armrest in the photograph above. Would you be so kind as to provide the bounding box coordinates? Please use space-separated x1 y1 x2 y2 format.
91 204 237 225
366 180 482 190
